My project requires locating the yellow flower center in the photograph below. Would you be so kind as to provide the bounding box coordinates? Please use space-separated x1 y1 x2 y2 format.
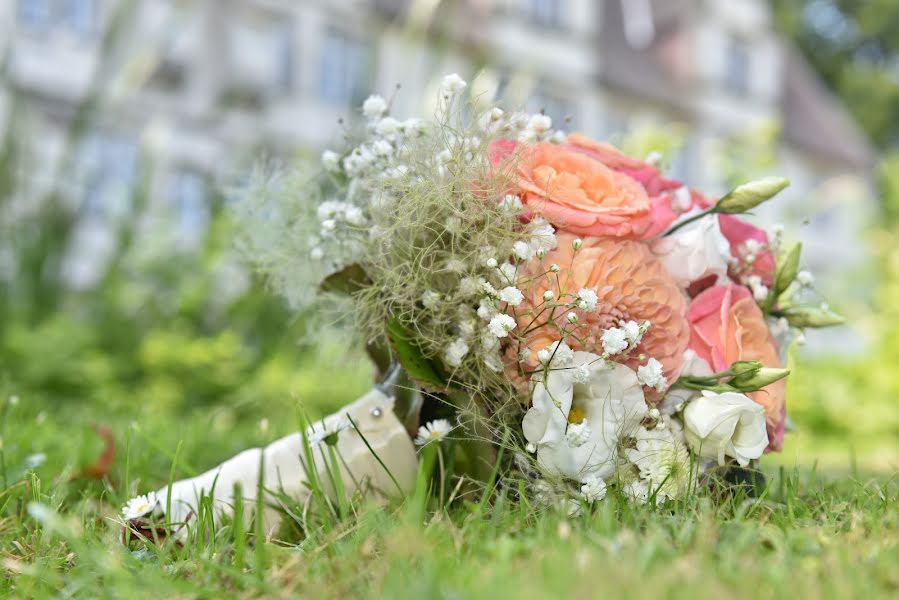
568 406 585 424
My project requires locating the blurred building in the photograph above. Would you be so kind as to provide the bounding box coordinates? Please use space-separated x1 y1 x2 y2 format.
0 0 876 339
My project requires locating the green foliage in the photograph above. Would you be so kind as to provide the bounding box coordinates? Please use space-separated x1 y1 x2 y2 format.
774 0 899 150
0 385 896 597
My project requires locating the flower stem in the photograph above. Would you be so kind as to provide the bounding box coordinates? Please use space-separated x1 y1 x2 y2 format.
662 207 717 236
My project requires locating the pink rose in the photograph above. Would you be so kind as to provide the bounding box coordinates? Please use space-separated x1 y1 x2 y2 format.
686 284 786 451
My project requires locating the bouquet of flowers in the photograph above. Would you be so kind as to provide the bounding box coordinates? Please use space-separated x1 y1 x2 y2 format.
236 73 842 506
123 74 843 536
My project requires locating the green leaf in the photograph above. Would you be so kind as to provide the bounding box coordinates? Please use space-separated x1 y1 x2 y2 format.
386 318 446 390
320 263 370 295
773 242 802 300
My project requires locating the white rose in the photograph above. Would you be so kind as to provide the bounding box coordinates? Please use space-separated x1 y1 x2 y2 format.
682 390 768 467
522 352 647 480
651 213 733 289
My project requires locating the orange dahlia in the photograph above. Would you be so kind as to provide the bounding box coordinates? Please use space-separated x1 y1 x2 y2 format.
515 232 690 398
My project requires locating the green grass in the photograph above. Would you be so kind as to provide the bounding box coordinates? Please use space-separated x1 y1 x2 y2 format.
1 359 897 599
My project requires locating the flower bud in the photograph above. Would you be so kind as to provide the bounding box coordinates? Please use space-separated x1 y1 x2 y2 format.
572 238 583 250
779 306 845 328
728 360 764 377
731 367 790 392
549 264 560 273
773 241 802 298
715 177 790 214
567 312 578 324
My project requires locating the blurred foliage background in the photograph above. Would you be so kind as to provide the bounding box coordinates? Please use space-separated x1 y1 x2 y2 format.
0 0 896 482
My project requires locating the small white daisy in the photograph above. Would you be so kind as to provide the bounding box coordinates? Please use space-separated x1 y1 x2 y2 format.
415 419 453 446
121 492 159 520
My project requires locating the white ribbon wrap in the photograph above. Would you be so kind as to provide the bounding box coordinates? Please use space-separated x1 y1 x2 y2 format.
154 389 417 537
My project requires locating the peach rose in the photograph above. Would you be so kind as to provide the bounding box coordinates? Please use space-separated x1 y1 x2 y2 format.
514 232 690 397
686 284 786 451
491 135 703 240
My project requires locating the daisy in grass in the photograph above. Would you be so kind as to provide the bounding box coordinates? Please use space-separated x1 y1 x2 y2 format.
415 419 453 446
122 492 159 520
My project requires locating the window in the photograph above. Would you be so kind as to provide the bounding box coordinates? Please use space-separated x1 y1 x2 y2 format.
320 29 371 105
60 0 95 36
529 87 577 128
171 170 209 246
17 0 53 30
523 0 563 28
17 0 95 34
79 133 138 221
274 21 295 94
725 37 750 95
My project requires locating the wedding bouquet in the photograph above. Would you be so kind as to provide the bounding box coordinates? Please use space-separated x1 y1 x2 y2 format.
123 74 843 535
235 73 842 507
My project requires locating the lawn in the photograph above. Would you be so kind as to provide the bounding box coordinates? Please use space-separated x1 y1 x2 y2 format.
1 352 897 599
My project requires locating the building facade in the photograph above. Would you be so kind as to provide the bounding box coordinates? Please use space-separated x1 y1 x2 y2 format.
1 0 876 346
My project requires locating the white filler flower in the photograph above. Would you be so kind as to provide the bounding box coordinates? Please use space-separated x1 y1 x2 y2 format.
625 424 694 502
683 390 769 466
362 94 388 119
488 314 516 338
637 358 667 392
121 492 159 520
443 338 470 368
499 286 524 306
576 288 598 311
601 327 629 355
415 419 453 446
580 474 607 503
440 73 467 95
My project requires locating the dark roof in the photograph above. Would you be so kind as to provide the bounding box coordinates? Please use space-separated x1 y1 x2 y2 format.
597 0 875 170
598 0 694 112
780 44 875 169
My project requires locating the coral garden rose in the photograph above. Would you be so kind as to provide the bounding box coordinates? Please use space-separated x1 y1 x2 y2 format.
515 232 690 395
686 284 786 451
491 134 704 240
